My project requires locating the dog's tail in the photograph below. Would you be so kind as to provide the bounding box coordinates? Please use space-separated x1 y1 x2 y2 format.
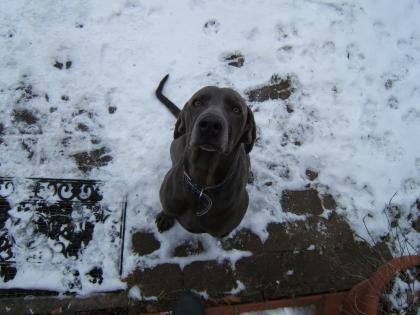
156 74 181 118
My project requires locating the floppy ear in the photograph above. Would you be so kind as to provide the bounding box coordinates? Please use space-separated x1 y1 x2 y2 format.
241 107 256 153
173 103 188 139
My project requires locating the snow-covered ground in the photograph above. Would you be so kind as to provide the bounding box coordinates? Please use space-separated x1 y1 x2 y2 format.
1 0 419 295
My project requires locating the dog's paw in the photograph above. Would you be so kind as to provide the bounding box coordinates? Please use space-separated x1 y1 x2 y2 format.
155 212 175 233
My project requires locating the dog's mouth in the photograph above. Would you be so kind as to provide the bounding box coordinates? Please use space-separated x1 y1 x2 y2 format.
189 138 227 154
199 143 220 152
189 141 225 153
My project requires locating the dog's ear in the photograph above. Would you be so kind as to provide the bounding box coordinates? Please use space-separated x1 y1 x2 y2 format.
241 107 256 153
174 104 187 139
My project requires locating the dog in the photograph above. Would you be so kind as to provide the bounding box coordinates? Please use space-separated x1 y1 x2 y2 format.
155 75 256 238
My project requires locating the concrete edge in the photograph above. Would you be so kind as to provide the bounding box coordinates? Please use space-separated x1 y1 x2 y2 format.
0 291 128 315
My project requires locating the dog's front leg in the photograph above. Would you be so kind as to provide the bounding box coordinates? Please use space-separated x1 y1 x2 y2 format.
157 168 184 233
155 211 175 232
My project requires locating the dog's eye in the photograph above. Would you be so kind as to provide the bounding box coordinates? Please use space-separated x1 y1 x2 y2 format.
193 100 201 107
232 106 241 114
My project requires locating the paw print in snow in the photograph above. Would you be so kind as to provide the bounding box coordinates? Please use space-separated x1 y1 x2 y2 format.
322 41 336 54
203 19 220 34
245 27 260 41
387 96 399 109
346 43 365 61
415 158 420 173
1 27 16 39
223 52 245 68
54 59 72 70
346 43 365 71
276 45 294 62
275 22 298 41
373 20 391 38
402 108 420 124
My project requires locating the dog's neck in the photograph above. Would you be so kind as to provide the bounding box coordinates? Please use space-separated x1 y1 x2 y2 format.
184 147 239 187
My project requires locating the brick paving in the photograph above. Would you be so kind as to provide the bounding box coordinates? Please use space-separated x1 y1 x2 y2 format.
126 189 392 313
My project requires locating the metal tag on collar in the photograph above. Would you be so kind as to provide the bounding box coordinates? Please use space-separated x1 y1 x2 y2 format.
196 194 212 216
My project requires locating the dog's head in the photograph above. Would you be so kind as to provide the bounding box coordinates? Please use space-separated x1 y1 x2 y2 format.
174 86 256 154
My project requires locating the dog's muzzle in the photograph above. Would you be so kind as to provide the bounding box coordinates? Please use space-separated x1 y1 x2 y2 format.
190 113 228 152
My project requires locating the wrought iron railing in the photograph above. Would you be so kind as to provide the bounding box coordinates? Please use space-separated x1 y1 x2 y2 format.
0 177 124 296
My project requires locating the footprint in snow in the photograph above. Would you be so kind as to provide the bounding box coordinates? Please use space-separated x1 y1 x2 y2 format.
275 22 298 41
203 19 220 34
387 96 399 109
346 43 365 61
402 108 420 124
53 59 72 70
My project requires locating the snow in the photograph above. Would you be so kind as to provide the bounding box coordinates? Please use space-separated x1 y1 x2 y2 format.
128 285 157 301
386 270 420 313
241 305 315 315
226 280 246 295
1 0 420 295
127 285 141 300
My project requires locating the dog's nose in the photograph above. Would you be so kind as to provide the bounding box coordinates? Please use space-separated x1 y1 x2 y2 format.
198 116 223 137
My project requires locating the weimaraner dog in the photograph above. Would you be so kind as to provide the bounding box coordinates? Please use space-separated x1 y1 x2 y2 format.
155 75 256 237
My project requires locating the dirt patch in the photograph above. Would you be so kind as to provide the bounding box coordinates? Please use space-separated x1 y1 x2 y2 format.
11 108 42 134
12 108 39 125
131 232 160 255
173 240 204 257
72 147 113 173
322 193 337 210
246 75 293 102
280 188 324 215
221 229 263 254
76 123 90 132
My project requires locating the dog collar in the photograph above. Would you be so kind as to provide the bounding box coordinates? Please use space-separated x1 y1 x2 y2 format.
183 171 213 216
183 145 242 216
183 162 237 217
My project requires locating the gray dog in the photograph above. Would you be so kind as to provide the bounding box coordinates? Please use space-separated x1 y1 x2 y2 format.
155 75 256 237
